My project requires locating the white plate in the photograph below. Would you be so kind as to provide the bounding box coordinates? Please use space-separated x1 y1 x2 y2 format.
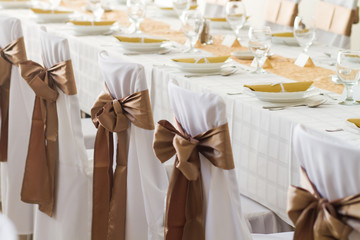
157 7 177 17
0 0 31 8
117 41 166 52
272 36 298 46
231 50 254 60
249 88 317 103
69 24 114 35
33 12 73 23
172 61 226 73
209 20 231 29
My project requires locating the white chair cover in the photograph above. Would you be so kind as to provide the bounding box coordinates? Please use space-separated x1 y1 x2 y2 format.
98 51 169 240
0 15 35 235
0 213 17 240
198 0 227 18
32 28 91 240
292 124 360 238
316 0 358 49
264 0 300 33
167 81 252 240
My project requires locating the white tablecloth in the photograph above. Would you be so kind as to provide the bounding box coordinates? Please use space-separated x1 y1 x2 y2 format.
2 6 360 225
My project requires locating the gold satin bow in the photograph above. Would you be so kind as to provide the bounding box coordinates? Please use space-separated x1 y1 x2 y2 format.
0 37 27 162
287 168 360 240
19 59 77 217
91 89 154 240
153 120 235 240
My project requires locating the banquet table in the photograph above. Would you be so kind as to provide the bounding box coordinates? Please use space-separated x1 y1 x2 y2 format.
2 4 360 226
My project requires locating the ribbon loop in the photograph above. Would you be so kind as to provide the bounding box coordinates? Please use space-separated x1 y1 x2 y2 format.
153 120 235 240
287 168 360 240
91 89 154 240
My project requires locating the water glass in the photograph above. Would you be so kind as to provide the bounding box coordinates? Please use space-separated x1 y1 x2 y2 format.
88 0 105 21
225 1 246 44
336 50 360 105
181 10 204 52
294 16 316 54
248 26 272 74
172 0 190 17
127 0 146 34
49 0 61 9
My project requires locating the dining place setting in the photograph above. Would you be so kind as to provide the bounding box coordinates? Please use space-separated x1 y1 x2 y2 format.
1 0 360 240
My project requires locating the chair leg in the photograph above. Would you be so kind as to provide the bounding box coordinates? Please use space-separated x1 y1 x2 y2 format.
19 235 33 240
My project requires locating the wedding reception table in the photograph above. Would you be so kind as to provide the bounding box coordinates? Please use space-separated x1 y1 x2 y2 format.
2 4 360 225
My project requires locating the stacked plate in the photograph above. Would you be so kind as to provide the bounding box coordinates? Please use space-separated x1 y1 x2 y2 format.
171 56 230 73
68 20 116 35
0 0 31 9
31 8 74 22
272 32 298 45
157 4 197 17
207 18 231 29
244 82 315 103
114 36 168 52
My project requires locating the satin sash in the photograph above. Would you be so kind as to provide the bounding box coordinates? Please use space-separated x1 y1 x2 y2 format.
153 120 235 240
19 59 77 217
91 89 154 240
287 168 360 240
0 37 27 162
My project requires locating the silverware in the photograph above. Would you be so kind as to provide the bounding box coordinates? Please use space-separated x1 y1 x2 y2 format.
325 128 344 132
124 48 171 56
263 99 327 110
227 92 242 95
184 68 238 78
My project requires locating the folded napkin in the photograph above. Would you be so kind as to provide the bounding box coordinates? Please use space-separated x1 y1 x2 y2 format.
244 81 313 92
159 5 197 10
347 119 360 128
31 8 73 14
114 36 167 43
172 56 230 64
272 32 294 37
69 20 116 26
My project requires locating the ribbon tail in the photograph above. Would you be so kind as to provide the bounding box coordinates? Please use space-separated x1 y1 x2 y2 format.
21 97 53 216
92 127 113 240
0 59 11 162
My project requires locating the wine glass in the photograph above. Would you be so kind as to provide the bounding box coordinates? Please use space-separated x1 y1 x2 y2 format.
88 0 105 21
248 26 272 74
336 50 360 105
181 10 204 53
127 0 146 34
49 0 61 9
172 0 190 17
225 1 247 45
293 16 316 54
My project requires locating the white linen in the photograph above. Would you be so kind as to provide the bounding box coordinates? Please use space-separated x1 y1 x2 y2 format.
0 15 35 235
292 124 360 237
32 28 91 240
98 51 168 240
0 213 17 240
168 82 252 240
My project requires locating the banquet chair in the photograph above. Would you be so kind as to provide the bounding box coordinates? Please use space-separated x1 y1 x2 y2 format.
315 0 359 49
0 213 17 240
157 82 294 240
198 0 227 18
264 0 299 32
21 27 92 240
90 51 168 240
0 15 34 237
291 124 360 239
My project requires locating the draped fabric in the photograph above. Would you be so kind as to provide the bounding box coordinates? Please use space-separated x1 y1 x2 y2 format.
91 89 154 240
19 59 77 217
287 168 360 240
153 120 235 240
0 37 27 162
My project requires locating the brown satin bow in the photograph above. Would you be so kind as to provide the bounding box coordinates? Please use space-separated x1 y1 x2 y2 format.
287 168 360 240
153 120 235 240
0 37 27 162
19 59 77 217
91 89 154 240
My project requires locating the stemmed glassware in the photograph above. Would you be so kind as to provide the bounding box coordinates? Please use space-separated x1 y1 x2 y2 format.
293 16 316 54
225 1 247 45
49 0 61 9
172 0 190 17
336 50 360 105
180 10 204 53
248 26 272 74
87 0 105 21
127 0 146 34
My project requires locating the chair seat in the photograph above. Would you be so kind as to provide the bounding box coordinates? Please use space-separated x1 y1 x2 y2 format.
81 118 96 149
252 232 294 240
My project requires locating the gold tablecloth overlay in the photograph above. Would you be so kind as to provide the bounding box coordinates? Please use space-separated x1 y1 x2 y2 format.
61 1 343 94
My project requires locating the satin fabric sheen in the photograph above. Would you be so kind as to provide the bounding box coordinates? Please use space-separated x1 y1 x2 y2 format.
153 120 235 240
91 89 154 240
19 59 77 217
